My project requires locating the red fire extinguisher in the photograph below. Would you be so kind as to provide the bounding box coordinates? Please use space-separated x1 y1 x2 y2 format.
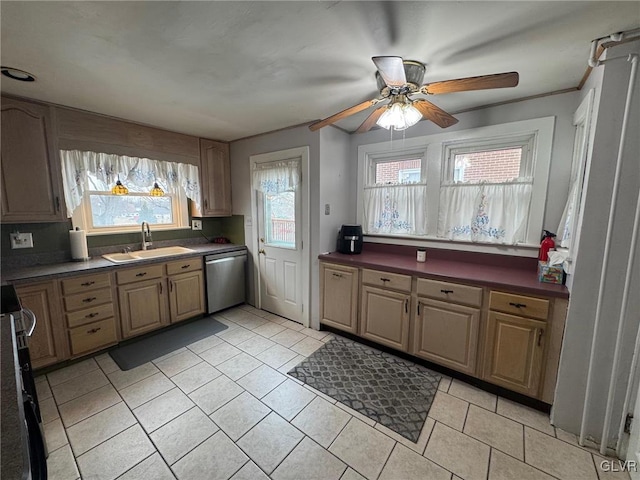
539 230 556 262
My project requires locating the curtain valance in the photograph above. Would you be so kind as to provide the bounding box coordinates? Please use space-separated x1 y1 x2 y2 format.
60 150 201 217
252 159 300 194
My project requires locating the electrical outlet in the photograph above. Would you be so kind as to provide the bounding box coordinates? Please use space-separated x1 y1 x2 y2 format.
10 232 33 249
325 204 330 215
192 219 202 231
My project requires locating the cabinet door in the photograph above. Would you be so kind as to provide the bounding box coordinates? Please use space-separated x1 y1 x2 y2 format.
16 282 69 369
483 311 546 397
320 263 359 333
199 139 231 216
1 97 65 222
169 271 205 323
360 285 410 352
118 279 168 338
412 298 480 375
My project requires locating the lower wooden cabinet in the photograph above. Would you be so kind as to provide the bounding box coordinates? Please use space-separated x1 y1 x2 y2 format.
360 285 410 352
483 311 546 397
320 263 359 334
169 270 205 323
16 281 69 369
119 278 169 338
412 298 480 375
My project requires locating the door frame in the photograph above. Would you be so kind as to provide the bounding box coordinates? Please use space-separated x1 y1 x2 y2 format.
250 146 310 327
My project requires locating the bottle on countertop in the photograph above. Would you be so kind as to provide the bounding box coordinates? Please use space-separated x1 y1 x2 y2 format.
539 230 556 262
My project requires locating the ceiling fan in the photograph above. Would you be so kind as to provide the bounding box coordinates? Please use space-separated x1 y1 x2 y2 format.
308 56 519 133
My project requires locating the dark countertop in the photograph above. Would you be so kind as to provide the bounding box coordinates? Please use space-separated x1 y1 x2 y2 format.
1 314 28 480
1 244 246 285
319 250 569 299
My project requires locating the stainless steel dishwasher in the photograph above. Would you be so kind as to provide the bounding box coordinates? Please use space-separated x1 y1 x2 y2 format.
205 250 247 313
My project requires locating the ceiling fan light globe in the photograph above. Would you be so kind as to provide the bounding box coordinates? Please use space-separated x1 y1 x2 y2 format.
403 104 423 127
375 102 422 130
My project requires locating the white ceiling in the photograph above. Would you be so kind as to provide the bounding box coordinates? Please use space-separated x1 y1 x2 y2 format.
1 2 638 141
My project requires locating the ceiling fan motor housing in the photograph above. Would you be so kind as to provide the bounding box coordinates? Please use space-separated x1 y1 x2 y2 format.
376 60 426 94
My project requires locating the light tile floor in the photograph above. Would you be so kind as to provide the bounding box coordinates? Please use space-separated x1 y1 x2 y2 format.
36 305 628 480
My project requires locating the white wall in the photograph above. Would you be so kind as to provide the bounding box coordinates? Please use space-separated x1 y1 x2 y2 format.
553 40 640 448
349 90 581 249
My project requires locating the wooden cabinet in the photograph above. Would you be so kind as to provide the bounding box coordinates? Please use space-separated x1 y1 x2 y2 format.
412 298 480 375
319 263 359 334
483 310 546 397
61 272 118 357
360 285 410 352
16 282 69 369
1 97 65 223
118 276 168 339
167 258 205 323
197 138 231 216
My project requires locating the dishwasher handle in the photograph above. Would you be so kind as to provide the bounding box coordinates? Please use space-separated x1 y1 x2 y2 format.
206 256 241 265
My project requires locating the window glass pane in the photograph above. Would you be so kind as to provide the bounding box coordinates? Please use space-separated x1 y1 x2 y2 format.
454 147 522 183
264 191 296 248
375 159 422 184
89 194 173 227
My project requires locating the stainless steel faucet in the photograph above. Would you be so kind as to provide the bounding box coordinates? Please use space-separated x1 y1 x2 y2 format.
141 222 152 250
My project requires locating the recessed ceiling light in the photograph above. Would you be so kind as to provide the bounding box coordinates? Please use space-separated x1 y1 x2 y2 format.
1 66 36 82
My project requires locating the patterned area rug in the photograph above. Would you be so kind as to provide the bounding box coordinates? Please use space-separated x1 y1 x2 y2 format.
288 335 441 442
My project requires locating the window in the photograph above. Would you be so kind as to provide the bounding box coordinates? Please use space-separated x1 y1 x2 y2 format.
264 191 296 248
357 117 555 249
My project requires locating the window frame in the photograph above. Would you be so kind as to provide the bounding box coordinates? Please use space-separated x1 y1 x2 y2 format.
357 117 555 250
367 151 427 186
72 189 190 235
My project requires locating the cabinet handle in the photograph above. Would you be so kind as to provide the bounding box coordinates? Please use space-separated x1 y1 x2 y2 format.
538 328 544 346
380 277 390 283
181 264 191 269
88 327 101 334
332 273 343 278
509 302 527 309
85 312 99 318
170 280 173 292
55 196 60 212
417 302 421 316
82 297 97 303
440 289 454 294
204 199 208 209
159 282 163 294
81 281 95 287
136 272 147 277
405 299 409 313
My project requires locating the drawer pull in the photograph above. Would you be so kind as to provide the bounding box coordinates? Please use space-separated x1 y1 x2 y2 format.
82 297 97 303
136 272 147 277
332 273 344 278
81 281 95 287
85 312 99 318
380 277 390 283
440 289 454 294
88 327 101 334
509 302 527 309
538 328 544 346
181 264 191 269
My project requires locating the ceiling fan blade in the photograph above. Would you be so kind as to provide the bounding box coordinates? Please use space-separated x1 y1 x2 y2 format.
422 72 519 95
372 56 406 87
309 98 380 131
355 106 387 134
412 99 459 128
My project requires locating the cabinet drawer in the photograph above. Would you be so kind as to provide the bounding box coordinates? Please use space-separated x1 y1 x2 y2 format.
362 269 412 292
490 291 549 320
69 318 117 356
66 303 115 328
166 257 202 276
117 264 164 284
64 288 112 312
61 273 111 295
416 278 483 307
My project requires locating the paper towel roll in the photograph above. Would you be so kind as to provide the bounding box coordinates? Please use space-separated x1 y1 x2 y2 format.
69 229 89 261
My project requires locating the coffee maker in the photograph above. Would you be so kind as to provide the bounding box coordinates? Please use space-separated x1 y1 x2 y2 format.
336 224 363 254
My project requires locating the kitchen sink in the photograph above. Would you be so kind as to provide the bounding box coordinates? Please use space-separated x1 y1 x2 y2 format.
102 246 196 263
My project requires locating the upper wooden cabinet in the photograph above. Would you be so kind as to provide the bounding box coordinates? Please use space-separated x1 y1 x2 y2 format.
198 138 231 216
1 97 65 223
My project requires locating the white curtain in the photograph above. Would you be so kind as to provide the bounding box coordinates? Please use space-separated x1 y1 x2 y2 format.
253 159 300 194
363 185 428 236
438 182 532 244
60 150 201 217
557 180 578 248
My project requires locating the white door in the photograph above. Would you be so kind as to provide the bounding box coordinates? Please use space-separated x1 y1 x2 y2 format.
254 159 304 323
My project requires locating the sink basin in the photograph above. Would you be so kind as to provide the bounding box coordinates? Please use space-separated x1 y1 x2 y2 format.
103 246 196 263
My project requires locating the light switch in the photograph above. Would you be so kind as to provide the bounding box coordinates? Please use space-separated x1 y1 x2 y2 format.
324 204 330 215
10 232 33 249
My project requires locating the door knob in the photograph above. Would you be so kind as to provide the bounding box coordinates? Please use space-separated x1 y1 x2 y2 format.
258 249 266 255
